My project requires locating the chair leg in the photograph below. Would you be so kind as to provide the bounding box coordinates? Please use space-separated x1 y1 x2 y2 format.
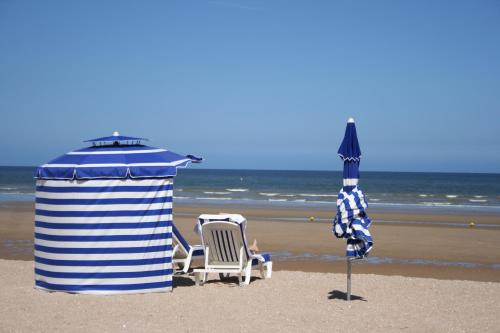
244 262 252 285
238 273 243 286
259 263 265 278
265 262 272 279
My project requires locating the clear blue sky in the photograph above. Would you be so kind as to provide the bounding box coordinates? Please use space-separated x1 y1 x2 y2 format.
1 0 499 173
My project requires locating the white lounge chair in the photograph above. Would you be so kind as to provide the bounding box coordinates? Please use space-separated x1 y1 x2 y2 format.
193 214 272 286
172 223 204 274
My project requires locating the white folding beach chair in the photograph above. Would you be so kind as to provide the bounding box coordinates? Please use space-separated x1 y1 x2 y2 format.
193 214 272 286
172 223 204 274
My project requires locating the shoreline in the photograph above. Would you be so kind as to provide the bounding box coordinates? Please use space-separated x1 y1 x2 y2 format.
2 201 500 282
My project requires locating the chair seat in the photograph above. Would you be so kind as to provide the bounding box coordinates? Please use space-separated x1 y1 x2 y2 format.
191 246 204 257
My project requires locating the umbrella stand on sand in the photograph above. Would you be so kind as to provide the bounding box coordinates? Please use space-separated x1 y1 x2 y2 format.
332 118 374 301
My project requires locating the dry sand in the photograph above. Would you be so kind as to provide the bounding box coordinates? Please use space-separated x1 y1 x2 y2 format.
1 259 499 332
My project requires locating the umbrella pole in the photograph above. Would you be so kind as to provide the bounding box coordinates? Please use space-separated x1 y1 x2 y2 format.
347 258 352 301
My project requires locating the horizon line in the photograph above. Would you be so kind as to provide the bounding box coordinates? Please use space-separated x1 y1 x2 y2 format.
0 165 498 176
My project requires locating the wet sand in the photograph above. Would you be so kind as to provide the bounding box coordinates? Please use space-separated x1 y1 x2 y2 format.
1 201 500 282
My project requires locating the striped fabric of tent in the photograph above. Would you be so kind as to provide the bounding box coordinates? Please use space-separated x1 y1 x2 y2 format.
332 119 373 259
34 133 200 294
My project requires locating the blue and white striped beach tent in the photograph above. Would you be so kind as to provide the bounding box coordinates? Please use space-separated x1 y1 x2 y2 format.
332 118 373 259
34 132 201 295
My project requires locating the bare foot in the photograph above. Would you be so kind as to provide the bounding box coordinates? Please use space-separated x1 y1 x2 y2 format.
249 239 259 253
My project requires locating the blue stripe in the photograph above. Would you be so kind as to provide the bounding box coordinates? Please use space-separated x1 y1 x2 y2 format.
35 244 172 254
35 268 173 279
35 196 172 205
35 208 172 217
172 223 190 252
35 280 172 291
35 256 171 266
35 220 171 230
35 184 173 193
35 232 171 242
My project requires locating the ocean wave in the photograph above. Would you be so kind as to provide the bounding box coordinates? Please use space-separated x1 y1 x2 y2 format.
306 200 334 204
203 191 230 195
474 195 486 198
422 202 452 206
226 188 248 192
445 195 458 198
268 198 287 202
369 198 380 201
195 197 233 200
469 199 487 203
298 193 337 198
292 199 306 203
259 192 280 197
419 194 428 197
0 187 17 190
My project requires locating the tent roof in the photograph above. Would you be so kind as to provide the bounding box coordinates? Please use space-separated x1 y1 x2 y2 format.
35 134 201 180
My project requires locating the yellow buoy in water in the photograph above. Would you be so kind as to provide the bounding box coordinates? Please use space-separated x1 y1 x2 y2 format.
309 216 315 222
469 222 476 228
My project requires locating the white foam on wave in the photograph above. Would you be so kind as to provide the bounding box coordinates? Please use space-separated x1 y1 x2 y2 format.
0 187 17 190
268 199 287 202
422 202 452 206
474 195 486 198
469 199 487 203
226 188 248 192
369 198 380 201
419 194 428 197
203 191 230 195
292 199 306 203
281 194 297 197
446 195 458 198
259 193 280 197
196 197 233 201
298 193 337 198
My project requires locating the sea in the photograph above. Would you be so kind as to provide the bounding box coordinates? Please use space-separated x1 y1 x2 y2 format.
1 166 499 214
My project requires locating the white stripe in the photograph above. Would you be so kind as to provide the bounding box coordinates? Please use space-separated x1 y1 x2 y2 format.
35 274 170 286
35 250 171 261
66 149 167 155
36 178 172 187
36 202 172 212
343 178 359 186
35 226 171 236
36 190 173 199
35 238 171 249
41 161 190 168
35 214 172 224
35 262 170 273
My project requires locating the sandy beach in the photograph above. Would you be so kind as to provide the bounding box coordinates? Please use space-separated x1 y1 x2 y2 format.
1 259 500 332
1 201 500 331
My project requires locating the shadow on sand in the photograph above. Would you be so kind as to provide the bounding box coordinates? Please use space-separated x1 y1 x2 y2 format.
173 274 262 288
328 290 366 301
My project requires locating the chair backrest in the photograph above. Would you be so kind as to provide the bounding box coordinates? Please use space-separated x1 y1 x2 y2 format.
200 221 249 267
172 223 190 259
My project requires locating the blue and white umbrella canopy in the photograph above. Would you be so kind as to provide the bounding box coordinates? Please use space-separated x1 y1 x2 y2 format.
35 132 201 180
332 119 373 258
33 132 201 295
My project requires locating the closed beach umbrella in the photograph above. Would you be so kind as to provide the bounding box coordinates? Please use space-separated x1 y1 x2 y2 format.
34 132 201 295
332 118 373 300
